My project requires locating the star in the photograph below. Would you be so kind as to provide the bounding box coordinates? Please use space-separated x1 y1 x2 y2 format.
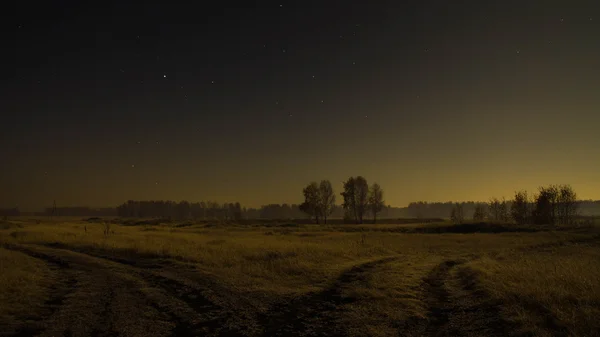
163 74 167 78
131 164 135 168
312 75 315 79
516 49 520 54
352 61 356 65
211 80 215 84
320 100 324 103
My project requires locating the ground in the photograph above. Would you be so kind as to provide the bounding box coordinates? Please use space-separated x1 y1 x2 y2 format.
0 217 599 337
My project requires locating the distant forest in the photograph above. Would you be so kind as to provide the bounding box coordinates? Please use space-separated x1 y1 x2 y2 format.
2 200 599 219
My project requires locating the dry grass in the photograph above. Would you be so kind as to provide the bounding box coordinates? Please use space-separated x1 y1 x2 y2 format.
463 239 600 337
0 246 56 325
0 217 599 336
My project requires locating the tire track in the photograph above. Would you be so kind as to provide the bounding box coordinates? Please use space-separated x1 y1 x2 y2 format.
421 260 459 336
1 244 243 337
415 259 514 337
38 244 252 336
260 256 398 337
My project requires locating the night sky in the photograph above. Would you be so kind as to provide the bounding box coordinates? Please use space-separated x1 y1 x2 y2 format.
3 1 600 210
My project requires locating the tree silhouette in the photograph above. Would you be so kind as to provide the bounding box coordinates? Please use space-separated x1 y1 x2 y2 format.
511 191 530 225
472 204 487 222
341 177 357 223
368 183 385 223
533 186 559 225
300 182 321 223
558 184 578 225
341 176 369 224
354 176 369 224
450 203 464 224
319 180 336 224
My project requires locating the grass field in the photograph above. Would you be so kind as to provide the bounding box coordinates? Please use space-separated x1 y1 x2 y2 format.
0 217 598 336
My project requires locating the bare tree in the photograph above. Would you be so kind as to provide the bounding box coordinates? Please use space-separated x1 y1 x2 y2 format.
300 182 321 224
511 190 530 225
558 184 578 225
368 183 385 223
499 197 509 222
488 197 501 221
319 180 336 224
533 185 559 225
473 204 487 222
341 177 357 223
341 176 369 224
450 203 464 224
354 176 369 224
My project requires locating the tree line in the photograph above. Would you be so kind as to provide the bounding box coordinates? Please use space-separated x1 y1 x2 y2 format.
449 184 580 226
3 185 599 220
299 176 385 224
116 200 243 220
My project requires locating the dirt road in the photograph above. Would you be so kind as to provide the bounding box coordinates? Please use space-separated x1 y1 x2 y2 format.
2 244 253 337
2 244 517 337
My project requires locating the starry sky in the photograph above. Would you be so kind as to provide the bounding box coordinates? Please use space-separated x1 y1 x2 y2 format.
3 1 600 210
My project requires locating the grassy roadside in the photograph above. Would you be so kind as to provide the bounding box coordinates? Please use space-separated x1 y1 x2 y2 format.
459 236 600 337
0 246 57 331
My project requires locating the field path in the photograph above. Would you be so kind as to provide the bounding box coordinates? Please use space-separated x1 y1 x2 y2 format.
260 256 399 337
414 259 513 337
1 243 250 337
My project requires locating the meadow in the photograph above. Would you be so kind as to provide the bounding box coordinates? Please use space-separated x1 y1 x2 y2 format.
0 216 598 336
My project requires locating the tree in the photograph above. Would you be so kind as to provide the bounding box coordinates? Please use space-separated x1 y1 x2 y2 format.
340 176 369 224
300 182 321 224
319 180 336 224
499 197 509 222
354 176 369 224
488 198 501 221
450 203 464 224
473 204 487 222
233 202 242 221
341 177 357 223
533 185 559 225
368 183 385 223
558 184 578 225
511 191 530 225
